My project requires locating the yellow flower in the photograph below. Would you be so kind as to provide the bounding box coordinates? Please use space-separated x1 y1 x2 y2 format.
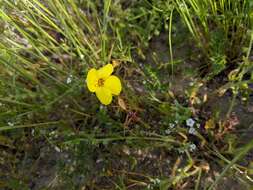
86 64 122 105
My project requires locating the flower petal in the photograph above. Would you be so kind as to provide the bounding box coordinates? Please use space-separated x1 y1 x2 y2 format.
95 87 112 105
86 68 98 92
97 64 113 79
104 75 122 95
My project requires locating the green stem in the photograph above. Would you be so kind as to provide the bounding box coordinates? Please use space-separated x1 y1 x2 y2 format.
208 138 253 190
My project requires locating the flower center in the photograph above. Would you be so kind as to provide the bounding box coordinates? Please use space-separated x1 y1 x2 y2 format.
97 78 105 87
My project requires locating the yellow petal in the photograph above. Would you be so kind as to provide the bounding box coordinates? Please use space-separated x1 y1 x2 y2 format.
86 68 98 92
104 75 122 95
97 64 113 79
95 87 112 105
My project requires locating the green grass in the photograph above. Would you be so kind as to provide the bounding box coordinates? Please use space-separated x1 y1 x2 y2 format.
0 0 253 189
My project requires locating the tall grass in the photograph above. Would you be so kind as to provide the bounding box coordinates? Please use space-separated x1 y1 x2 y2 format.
175 0 252 77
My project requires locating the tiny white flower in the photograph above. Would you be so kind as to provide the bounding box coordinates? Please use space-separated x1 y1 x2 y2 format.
189 143 197 152
66 75 73 84
189 127 197 135
169 123 175 128
165 129 171 135
186 118 195 127
154 178 161 184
